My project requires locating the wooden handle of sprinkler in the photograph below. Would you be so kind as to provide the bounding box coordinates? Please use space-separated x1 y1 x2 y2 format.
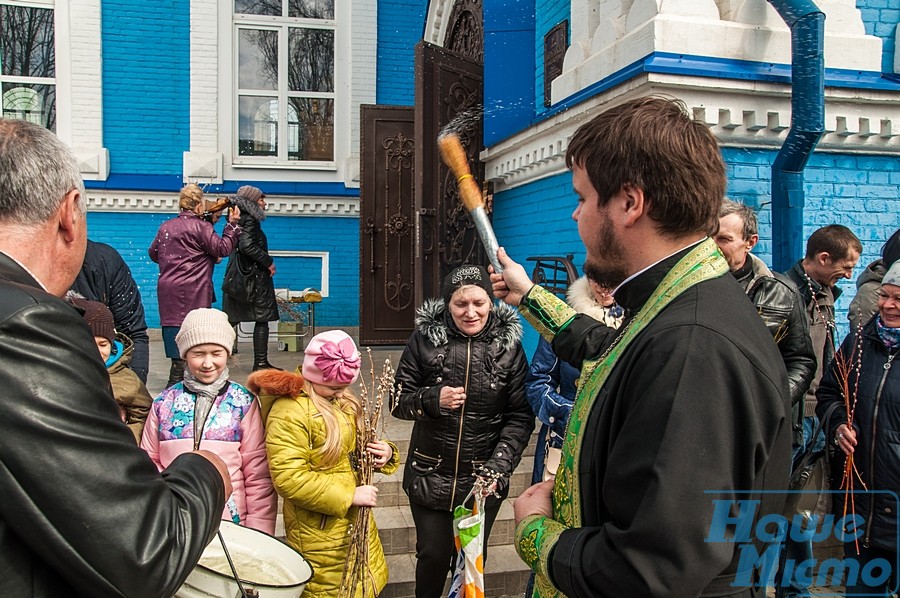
437 134 484 211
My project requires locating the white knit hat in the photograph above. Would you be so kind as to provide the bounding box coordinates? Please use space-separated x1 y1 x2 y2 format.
175 308 235 358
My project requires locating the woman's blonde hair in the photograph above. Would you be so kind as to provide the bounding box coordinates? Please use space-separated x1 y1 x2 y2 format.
305 380 363 468
178 183 204 212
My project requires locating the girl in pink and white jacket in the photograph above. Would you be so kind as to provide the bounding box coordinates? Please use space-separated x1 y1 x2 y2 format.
140 308 276 533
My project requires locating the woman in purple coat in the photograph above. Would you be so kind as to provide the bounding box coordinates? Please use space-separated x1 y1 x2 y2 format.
149 184 242 385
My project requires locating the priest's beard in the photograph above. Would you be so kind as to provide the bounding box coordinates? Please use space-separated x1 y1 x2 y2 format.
582 213 628 290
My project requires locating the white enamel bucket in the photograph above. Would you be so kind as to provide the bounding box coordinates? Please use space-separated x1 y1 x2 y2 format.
176 521 313 598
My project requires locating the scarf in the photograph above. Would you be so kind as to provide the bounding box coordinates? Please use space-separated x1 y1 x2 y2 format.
183 367 231 446
876 315 900 350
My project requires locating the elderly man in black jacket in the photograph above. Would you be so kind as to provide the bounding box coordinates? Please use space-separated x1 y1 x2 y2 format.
0 117 231 597
714 199 816 420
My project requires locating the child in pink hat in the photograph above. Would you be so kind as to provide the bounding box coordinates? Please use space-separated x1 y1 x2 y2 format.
247 330 399 597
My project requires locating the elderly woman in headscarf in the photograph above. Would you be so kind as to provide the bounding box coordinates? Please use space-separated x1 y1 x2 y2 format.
149 183 241 386
391 264 534 598
817 260 900 596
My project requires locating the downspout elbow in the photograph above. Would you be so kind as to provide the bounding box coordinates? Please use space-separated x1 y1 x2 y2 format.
768 0 825 271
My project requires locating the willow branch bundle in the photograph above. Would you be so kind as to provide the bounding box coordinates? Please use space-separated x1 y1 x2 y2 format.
833 333 868 555
339 350 396 597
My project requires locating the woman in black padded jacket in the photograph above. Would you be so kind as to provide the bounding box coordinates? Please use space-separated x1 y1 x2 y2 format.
392 264 534 598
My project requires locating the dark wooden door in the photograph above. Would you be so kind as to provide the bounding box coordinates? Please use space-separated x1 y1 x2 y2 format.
359 105 417 345
414 41 485 306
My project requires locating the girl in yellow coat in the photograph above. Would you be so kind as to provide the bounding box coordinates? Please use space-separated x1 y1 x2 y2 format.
247 330 399 597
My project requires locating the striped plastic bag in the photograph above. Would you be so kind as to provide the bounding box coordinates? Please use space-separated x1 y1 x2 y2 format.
447 492 485 598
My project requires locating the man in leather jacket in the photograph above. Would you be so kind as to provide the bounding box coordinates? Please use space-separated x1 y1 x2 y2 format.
715 199 816 420
785 225 861 448
0 117 231 597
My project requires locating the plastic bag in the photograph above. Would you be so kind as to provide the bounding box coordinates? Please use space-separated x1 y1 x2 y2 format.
447 491 485 598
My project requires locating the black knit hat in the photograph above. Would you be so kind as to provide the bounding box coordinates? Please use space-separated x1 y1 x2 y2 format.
71 297 115 343
442 265 493 305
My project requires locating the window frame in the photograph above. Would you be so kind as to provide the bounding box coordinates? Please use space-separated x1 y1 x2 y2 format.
0 0 57 130
232 5 338 168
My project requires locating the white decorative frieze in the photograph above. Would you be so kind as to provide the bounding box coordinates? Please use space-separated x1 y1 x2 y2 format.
554 0 884 105
85 191 359 217
482 73 900 191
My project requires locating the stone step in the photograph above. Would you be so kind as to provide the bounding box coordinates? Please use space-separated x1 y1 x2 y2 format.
374 500 518 556
380 544 530 598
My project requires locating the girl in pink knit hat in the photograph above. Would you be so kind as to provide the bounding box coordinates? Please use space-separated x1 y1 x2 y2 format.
247 330 399 597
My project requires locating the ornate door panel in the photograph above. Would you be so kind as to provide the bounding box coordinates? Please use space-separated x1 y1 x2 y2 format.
359 105 416 345
414 41 485 305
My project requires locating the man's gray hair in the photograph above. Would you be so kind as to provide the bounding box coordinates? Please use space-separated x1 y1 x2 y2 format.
0 118 86 225
719 198 758 240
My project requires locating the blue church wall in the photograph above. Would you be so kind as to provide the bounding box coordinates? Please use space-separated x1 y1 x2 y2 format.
492 172 580 355
493 151 900 356
483 1 536 144
101 0 190 176
85 212 360 329
376 0 429 105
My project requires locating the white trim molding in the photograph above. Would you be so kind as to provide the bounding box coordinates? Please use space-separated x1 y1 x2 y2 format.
423 0 454 47
85 191 360 217
482 73 900 192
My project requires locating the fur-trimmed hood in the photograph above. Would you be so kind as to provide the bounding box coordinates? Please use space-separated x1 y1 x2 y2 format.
414 298 522 351
231 195 267 221
246 368 305 422
566 276 624 328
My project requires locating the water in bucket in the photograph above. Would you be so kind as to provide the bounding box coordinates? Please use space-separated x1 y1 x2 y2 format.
176 520 313 598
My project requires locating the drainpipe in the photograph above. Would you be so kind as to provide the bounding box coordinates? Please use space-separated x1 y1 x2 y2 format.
767 0 825 272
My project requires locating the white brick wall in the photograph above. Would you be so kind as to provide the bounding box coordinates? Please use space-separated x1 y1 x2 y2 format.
349 0 378 175
57 0 107 179
190 0 219 151
183 0 221 183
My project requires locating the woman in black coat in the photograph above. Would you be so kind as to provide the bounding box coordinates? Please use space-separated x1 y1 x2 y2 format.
222 185 280 371
392 264 534 598
817 261 900 595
